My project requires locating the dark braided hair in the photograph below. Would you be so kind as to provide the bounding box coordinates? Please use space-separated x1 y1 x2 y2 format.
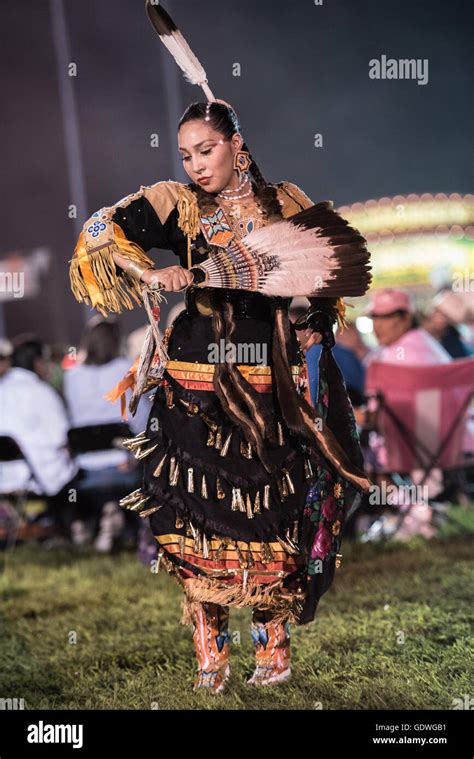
178 101 283 469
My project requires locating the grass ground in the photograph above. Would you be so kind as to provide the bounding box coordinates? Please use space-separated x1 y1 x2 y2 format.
1 506 473 710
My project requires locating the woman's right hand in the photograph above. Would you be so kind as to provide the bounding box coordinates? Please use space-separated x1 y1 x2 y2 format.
141 265 194 292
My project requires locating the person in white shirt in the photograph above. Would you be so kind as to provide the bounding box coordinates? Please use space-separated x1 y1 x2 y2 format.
0 336 79 535
64 317 134 471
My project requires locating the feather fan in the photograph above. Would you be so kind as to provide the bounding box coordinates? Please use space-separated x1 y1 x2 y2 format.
190 202 372 298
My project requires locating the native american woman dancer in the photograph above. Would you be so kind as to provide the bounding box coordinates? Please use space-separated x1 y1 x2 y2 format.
69 6 371 695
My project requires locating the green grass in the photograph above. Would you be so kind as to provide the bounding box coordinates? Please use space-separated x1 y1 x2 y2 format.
1 506 473 710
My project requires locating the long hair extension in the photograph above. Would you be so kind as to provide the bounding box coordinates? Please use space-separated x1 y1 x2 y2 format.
272 305 370 492
211 301 277 474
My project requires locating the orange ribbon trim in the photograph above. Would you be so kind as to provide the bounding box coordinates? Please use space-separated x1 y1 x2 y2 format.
104 358 306 421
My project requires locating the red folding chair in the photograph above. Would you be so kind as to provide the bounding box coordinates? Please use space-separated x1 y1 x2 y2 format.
365 357 474 530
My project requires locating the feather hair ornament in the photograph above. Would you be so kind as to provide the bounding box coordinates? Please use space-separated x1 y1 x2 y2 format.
145 0 216 102
190 202 372 298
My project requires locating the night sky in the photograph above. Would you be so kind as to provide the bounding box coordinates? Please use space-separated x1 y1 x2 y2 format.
1 0 472 345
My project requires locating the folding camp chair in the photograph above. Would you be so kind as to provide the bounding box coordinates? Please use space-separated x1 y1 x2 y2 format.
0 435 52 551
364 357 474 536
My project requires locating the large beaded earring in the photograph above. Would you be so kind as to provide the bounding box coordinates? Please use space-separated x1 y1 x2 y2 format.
233 149 252 172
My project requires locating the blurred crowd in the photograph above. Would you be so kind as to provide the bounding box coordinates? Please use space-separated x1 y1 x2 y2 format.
294 287 474 539
0 316 156 561
0 287 472 555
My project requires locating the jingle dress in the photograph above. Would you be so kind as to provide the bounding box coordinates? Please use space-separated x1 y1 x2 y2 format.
70 179 370 626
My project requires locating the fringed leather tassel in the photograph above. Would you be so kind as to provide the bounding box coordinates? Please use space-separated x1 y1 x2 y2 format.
215 540 226 560
235 543 247 568
169 456 180 486
276 535 299 555
202 533 209 559
178 398 199 415
119 487 142 505
263 484 271 509
135 443 158 460
277 421 285 446
165 385 175 408
231 487 239 511
282 468 295 494
335 297 348 331
69 240 155 317
216 477 226 500
245 493 254 520
153 453 168 477
187 467 195 493
214 427 223 449
119 488 151 513
139 503 164 518
304 456 314 480
253 490 261 514
240 439 253 458
292 520 299 543
261 542 274 564
201 474 208 499
122 431 148 451
175 515 184 529
201 413 219 446
285 527 299 552
220 431 233 456
182 573 301 622
206 428 215 446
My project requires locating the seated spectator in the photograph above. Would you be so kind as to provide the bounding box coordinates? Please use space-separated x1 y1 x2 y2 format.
64 317 134 470
423 290 472 359
0 335 79 538
364 289 451 366
362 290 457 529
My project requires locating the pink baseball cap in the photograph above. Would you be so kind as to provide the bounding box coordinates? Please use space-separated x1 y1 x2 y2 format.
365 288 414 317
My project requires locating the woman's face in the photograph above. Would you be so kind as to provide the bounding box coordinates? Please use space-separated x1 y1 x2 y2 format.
178 120 243 194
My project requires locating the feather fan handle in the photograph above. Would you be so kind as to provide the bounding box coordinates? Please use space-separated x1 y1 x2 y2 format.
190 202 372 297
145 1 215 101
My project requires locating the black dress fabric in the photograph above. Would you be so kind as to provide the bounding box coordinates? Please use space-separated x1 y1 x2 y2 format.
143 297 312 545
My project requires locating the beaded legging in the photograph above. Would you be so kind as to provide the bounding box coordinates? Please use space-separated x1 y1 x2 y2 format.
189 601 291 688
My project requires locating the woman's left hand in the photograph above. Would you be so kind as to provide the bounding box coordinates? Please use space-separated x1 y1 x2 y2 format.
297 329 323 352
